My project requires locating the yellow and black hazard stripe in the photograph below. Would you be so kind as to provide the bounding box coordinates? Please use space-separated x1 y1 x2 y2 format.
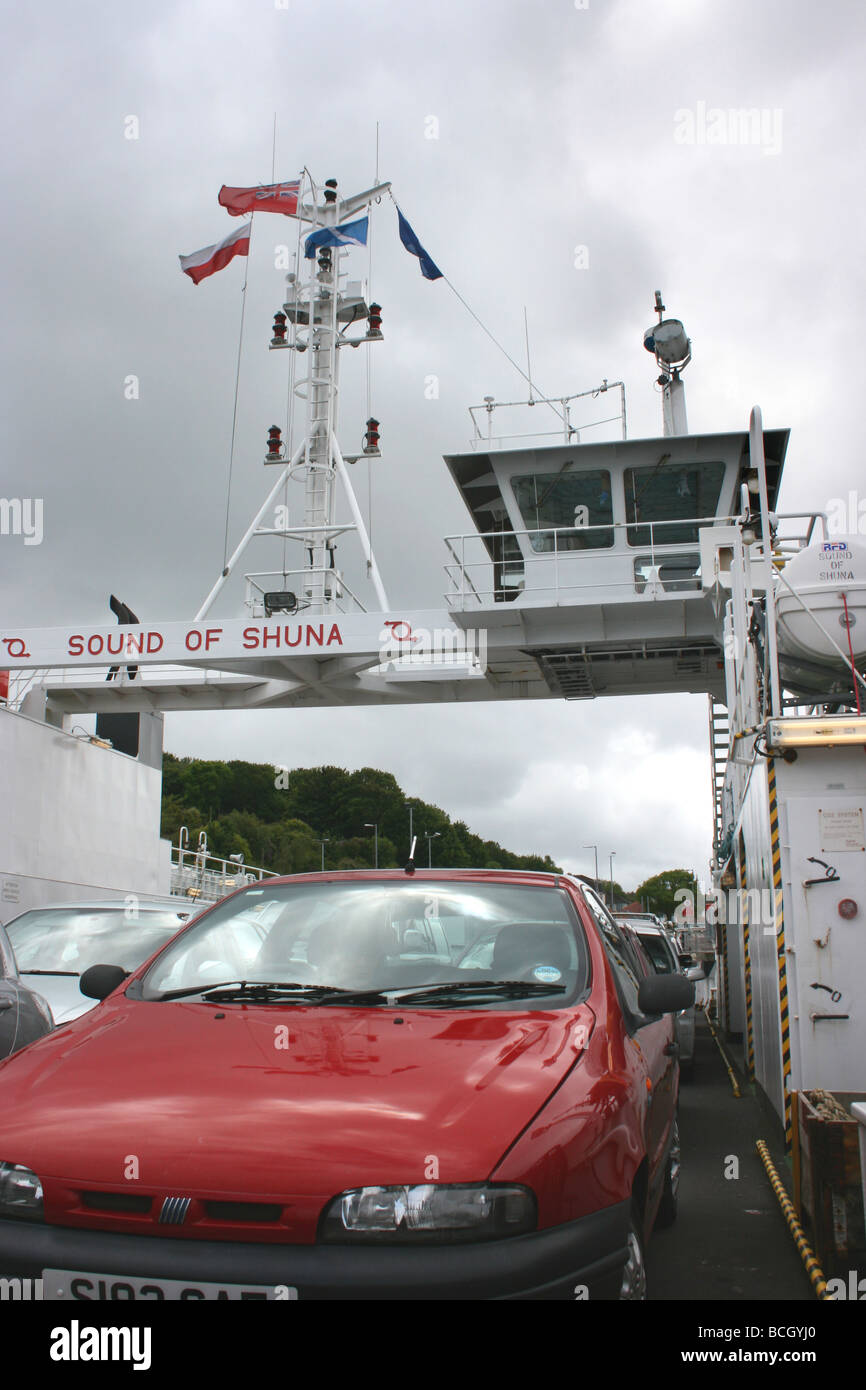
717 920 730 1028
767 758 793 1146
756 1141 832 1299
738 842 756 1082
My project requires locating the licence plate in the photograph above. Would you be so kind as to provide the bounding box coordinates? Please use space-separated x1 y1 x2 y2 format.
43 1268 297 1300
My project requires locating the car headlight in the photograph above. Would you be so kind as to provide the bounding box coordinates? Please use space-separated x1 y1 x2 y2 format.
0 1162 44 1221
321 1183 536 1244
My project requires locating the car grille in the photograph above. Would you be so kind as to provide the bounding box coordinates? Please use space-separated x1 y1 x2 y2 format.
48 1181 307 1242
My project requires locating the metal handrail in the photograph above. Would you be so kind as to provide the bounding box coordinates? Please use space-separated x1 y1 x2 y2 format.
443 514 740 607
244 567 367 615
171 842 279 903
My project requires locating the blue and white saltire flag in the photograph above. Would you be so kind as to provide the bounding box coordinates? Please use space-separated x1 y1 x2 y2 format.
396 206 443 281
304 216 369 259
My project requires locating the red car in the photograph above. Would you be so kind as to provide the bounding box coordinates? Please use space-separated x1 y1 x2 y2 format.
0 869 692 1300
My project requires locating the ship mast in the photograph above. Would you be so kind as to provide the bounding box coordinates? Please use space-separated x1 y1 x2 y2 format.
644 291 691 436
196 173 391 621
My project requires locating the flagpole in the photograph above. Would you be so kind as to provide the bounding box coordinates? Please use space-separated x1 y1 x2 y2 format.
220 215 254 573
368 123 378 561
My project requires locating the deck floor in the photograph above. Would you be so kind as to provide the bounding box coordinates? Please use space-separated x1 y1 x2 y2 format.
646 1015 815 1301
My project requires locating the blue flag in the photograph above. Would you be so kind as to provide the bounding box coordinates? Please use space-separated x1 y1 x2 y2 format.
396 207 443 280
304 216 369 259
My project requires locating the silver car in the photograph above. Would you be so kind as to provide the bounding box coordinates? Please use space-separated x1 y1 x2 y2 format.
3 900 200 1024
0 922 54 1057
615 915 699 1079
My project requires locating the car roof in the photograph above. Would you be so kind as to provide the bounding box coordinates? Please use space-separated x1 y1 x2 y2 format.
619 919 670 937
245 868 566 888
5 899 197 916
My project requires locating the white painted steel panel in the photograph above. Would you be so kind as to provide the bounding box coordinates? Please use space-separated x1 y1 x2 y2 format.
0 707 169 923
738 759 787 1122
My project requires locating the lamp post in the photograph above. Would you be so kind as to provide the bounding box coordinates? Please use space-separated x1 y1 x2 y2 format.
609 851 616 910
583 843 599 893
425 831 441 867
364 822 378 868
318 838 330 871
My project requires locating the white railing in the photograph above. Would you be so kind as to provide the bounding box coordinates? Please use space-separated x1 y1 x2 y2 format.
467 381 628 451
4 669 52 710
444 515 737 608
244 567 367 617
171 838 279 905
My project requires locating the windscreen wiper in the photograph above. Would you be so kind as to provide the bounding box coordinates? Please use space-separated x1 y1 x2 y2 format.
200 981 349 1004
316 979 568 1007
156 980 348 1002
20 970 80 977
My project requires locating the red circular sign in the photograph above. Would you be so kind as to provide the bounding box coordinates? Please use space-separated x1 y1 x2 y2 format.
838 898 858 920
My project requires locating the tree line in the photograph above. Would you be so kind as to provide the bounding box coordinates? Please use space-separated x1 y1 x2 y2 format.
161 755 562 875
161 755 698 913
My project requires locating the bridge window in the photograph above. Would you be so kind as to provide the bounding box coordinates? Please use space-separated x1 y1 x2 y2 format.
624 461 725 546
511 468 614 551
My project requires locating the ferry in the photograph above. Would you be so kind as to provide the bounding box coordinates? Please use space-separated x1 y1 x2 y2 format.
1 168 864 1164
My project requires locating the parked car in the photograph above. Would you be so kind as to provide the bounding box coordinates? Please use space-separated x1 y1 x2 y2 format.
0 923 53 1059
3 900 201 1024
613 911 668 932
616 914 699 1080
0 870 693 1301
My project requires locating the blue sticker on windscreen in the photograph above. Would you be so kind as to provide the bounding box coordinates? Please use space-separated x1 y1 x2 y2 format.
532 965 562 984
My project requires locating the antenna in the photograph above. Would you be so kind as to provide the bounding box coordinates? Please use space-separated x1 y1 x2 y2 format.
405 834 417 875
643 290 691 437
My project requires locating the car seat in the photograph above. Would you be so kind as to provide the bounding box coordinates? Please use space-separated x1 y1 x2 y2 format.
491 923 573 981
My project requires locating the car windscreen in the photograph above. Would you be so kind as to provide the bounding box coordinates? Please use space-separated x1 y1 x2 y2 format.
634 931 678 975
141 880 590 1009
6 909 192 975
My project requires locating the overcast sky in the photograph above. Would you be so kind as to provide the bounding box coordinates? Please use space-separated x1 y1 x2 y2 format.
2 0 865 888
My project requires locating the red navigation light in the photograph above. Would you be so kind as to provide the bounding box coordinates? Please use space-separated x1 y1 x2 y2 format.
363 417 380 455
367 303 382 338
838 898 858 919
271 311 287 346
265 425 283 462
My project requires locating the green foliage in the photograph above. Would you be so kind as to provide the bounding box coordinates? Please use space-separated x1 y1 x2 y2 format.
161 753 563 877
634 868 698 919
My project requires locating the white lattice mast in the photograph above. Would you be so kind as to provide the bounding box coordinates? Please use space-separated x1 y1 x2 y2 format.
196 172 391 620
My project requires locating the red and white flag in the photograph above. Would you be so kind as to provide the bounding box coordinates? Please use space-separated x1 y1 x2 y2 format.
218 180 301 217
179 222 251 285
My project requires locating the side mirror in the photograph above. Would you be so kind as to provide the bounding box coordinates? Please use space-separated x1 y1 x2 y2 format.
80 964 130 1001
678 952 695 967
638 973 695 1015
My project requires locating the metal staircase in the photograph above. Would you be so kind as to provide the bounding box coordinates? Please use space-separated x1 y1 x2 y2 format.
708 695 730 862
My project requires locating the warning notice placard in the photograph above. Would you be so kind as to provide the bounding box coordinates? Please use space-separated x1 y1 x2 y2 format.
819 807 865 852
